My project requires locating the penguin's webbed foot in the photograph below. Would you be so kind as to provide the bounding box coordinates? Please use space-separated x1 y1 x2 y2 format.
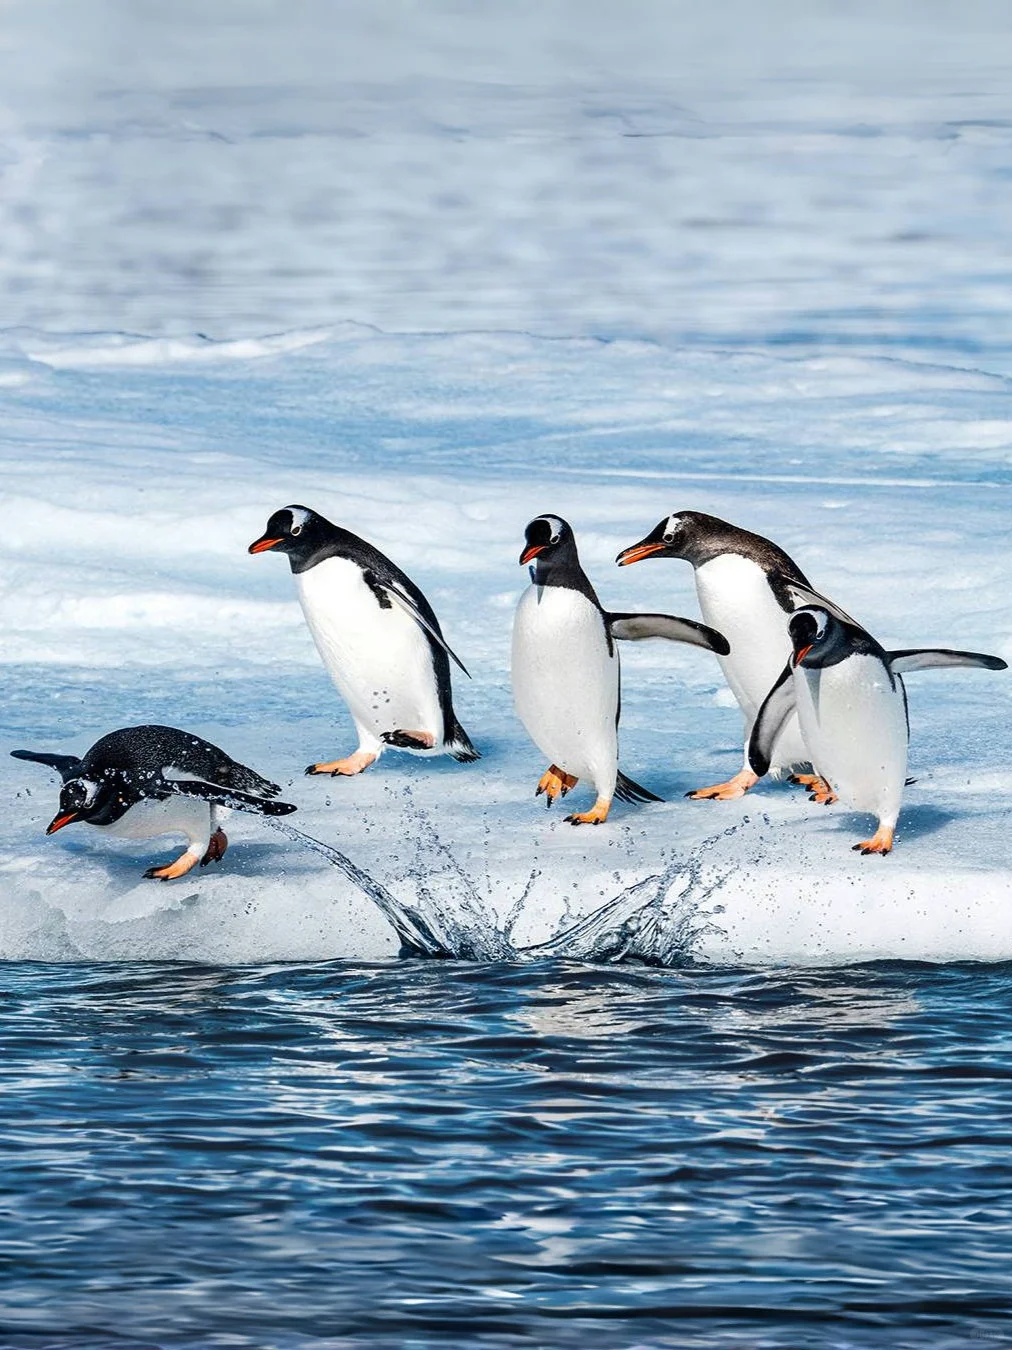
853 825 894 856
565 797 610 826
306 752 378 777
144 850 200 881
200 828 228 866
687 768 759 802
790 772 838 805
536 765 579 807
381 729 437 751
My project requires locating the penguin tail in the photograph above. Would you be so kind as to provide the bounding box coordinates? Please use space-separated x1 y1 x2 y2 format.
614 771 663 805
447 719 481 763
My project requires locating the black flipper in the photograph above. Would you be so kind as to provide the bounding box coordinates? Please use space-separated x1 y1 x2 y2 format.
608 612 730 655
748 662 797 778
168 779 297 815
887 649 1007 674
614 771 663 804
383 578 471 678
778 578 861 628
10 749 84 782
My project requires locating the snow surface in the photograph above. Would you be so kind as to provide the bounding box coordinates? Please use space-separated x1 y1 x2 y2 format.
0 2 1010 963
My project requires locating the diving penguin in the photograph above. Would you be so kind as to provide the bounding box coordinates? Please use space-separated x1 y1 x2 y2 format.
512 514 730 825
748 583 1007 854
11 725 296 879
250 505 479 776
617 510 831 802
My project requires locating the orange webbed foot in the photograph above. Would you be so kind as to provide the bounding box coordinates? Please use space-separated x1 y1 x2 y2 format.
853 825 894 856
790 773 838 805
144 850 200 881
687 768 759 802
200 828 228 866
536 764 579 807
305 751 378 777
565 797 610 826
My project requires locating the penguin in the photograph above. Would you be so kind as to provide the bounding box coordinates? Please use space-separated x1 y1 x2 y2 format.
11 725 297 880
747 582 1007 854
512 514 730 825
249 505 479 776
617 510 831 802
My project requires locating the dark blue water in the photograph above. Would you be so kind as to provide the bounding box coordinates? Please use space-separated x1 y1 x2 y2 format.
1 959 1009 1350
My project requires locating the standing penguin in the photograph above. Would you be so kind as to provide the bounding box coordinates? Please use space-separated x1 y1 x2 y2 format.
250 505 479 776
11 725 296 879
512 515 729 825
617 511 830 801
748 586 1007 854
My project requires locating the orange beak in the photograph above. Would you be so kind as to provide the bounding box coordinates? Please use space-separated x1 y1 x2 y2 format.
248 537 283 555
793 644 813 667
616 541 666 566
519 544 544 566
46 811 79 835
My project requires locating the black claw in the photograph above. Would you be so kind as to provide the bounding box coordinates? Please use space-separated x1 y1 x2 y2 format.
304 764 317 776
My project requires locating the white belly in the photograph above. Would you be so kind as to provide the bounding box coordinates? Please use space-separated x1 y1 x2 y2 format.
296 557 443 744
96 796 212 846
695 554 808 771
794 655 907 821
511 586 618 794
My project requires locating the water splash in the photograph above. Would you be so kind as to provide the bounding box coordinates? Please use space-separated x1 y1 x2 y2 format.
268 809 736 967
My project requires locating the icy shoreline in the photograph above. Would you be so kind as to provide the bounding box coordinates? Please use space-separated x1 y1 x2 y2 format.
1 324 1009 966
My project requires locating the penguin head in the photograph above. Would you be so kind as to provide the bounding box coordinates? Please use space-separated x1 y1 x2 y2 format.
616 512 696 566
46 776 104 834
788 606 840 668
519 515 577 577
248 506 328 568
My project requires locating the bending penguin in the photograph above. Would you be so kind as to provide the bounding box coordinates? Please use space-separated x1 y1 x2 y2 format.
617 511 831 802
250 505 479 776
512 514 729 825
11 725 296 879
748 583 1007 854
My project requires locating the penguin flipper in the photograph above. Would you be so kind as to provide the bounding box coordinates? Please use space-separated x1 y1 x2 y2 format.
382 579 472 678
168 779 297 816
10 749 84 782
614 771 663 804
887 648 1008 674
748 663 797 778
608 613 730 655
778 578 862 628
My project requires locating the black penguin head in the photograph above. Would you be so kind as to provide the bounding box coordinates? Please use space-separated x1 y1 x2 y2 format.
249 506 330 569
46 776 105 834
519 515 577 575
616 512 698 566
789 606 845 668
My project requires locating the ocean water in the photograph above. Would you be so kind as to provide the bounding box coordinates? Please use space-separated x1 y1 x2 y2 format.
2 960 1011 1350
2 2 1011 1344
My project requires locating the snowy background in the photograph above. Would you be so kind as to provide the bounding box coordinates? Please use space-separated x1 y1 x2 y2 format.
0 0 1010 963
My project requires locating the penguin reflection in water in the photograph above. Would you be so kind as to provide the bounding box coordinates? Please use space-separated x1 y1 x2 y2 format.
749 585 1007 855
250 505 479 776
11 725 296 879
512 515 730 825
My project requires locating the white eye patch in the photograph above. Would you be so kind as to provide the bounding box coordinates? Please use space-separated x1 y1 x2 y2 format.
536 514 565 542
285 506 311 532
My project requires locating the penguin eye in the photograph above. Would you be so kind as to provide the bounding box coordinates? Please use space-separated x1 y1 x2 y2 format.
290 524 303 537
662 532 675 544
549 533 560 546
